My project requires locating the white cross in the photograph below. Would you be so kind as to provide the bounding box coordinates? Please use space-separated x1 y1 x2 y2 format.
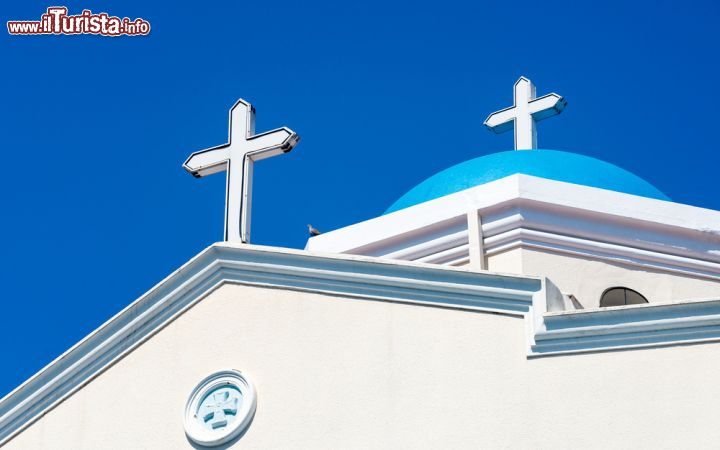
484 76 567 150
184 99 299 243
202 390 239 429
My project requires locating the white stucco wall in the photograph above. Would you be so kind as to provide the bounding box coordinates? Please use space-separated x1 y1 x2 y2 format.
514 248 720 308
7 283 720 449
486 248 523 274
448 244 720 310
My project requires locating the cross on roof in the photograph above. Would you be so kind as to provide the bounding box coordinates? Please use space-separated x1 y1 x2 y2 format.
184 99 299 243
484 76 567 150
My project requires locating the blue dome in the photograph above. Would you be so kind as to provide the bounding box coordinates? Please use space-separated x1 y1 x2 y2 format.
385 150 669 214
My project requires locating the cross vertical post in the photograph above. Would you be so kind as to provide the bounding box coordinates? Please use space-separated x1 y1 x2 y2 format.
513 77 537 149
184 99 300 243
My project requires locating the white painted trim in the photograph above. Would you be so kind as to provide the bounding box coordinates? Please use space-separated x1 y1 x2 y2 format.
467 210 487 270
305 175 521 254
415 243 469 265
383 229 468 261
0 243 547 446
2 242 720 445
483 228 720 281
306 175 720 280
531 297 720 356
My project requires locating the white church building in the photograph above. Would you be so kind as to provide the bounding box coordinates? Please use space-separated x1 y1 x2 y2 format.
2 78 720 449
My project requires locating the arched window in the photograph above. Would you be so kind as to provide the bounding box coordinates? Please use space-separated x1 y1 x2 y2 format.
600 287 648 307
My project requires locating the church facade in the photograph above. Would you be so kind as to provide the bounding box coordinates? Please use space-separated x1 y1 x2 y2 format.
2 78 720 449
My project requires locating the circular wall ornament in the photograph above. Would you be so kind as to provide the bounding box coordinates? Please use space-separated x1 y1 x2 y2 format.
184 370 257 447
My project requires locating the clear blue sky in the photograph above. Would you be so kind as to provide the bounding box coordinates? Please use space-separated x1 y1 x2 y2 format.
2 0 719 396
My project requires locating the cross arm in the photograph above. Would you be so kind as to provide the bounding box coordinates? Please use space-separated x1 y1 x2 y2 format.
183 144 230 178
528 93 567 122
483 106 517 134
246 127 300 162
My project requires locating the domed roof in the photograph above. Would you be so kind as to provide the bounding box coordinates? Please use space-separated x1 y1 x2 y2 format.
385 149 669 214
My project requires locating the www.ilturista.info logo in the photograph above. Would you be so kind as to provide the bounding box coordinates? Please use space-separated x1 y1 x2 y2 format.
7 7 150 36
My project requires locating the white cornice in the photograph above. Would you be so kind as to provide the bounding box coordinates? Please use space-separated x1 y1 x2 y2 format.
0 243 549 446
306 175 720 279
484 228 720 281
2 242 720 446
532 297 720 356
